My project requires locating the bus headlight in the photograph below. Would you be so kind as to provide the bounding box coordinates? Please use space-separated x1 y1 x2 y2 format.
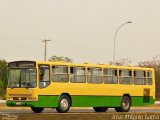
7 97 13 100
28 97 36 101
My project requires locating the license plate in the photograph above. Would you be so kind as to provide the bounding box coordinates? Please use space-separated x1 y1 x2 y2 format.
16 102 22 105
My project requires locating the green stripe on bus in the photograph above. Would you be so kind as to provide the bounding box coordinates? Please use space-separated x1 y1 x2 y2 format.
131 96 155 106
71 96 121 107
6 95 154 108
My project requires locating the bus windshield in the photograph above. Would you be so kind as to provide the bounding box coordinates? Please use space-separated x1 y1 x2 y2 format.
8 68 37 88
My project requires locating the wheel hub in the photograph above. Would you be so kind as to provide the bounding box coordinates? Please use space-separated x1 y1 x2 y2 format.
123 99 129 110
60 99 68 109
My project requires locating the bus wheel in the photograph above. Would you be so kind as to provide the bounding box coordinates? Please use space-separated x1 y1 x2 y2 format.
56 95 71 113
115 96 131 112
93 107 108 112
31 107 44 113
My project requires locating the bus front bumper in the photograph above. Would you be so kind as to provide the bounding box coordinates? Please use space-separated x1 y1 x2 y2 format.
6 95 59 108
6 100 35 107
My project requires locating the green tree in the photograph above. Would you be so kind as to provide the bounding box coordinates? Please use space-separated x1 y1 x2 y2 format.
0 59 8 89
48 56 73 62
0 59 8 99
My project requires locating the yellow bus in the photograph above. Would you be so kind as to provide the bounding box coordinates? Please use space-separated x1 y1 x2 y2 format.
6 61 155 113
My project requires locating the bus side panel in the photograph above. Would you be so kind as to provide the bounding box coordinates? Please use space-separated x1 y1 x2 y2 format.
71 96 121 107
32 95 59 107
71 96 155 107
131 96 155 106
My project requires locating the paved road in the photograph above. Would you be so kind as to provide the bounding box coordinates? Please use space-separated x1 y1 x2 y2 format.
1 107 160 114
1 103 160 120
1 108 160 120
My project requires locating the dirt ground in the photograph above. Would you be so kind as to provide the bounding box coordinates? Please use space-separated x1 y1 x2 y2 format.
2 114 112 120
1 112 160 120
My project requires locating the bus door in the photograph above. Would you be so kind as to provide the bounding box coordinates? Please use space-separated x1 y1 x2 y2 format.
38 65 51 88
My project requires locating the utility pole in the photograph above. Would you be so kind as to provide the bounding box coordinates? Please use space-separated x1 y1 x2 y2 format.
113 21 132 65
42 39 52 61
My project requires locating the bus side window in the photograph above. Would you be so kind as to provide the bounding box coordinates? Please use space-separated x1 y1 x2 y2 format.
148 71 152 85
119 69 132 85
129 71 132 76
88 68 102 84
134 71 136 77
119 70 121 76
104 68 118 84
134 70 146 85
70 67 86 83
114 70 117 76
52 66 69 82
70 67 74 74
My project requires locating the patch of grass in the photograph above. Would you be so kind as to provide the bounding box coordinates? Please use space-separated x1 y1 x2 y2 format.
0 89 6 100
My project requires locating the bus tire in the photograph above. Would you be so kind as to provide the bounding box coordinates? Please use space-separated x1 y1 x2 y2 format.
93 107 108 112
115 96 131 112
56 95 71 113
31 107 44 113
